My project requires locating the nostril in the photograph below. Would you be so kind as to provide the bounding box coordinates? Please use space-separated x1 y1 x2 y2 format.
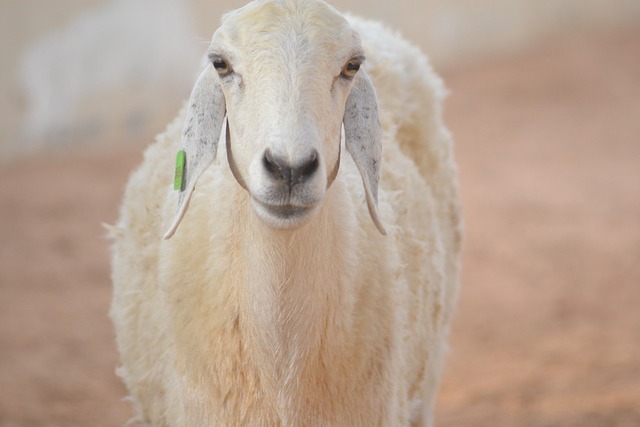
263 148 285 180
299 150 319 179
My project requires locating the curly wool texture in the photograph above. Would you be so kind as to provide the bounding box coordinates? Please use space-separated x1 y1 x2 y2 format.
110 1 462 425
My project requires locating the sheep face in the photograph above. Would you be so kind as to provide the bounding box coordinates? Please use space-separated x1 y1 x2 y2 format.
213 1 361 230
164 0 386 239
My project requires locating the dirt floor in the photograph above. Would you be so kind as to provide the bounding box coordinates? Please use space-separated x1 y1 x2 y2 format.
1 27 639 426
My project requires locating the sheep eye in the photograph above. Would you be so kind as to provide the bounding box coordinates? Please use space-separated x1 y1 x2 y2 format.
341 59 361 79
212 58 232 76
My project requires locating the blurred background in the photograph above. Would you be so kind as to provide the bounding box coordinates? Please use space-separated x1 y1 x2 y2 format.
1 0 639 425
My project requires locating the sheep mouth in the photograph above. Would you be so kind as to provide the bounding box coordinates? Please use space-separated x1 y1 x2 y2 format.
252 199 318 228
263 203 309 217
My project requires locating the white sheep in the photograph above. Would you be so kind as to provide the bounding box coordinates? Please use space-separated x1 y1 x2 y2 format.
110 0 462 425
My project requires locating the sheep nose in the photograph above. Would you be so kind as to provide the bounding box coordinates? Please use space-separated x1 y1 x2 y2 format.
263 148 319 187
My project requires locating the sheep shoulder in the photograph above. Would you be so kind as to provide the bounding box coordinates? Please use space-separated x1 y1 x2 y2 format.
348 13 462 322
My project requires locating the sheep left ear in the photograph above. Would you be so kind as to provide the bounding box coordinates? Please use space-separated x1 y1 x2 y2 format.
344 71 386 235
164 64 226 239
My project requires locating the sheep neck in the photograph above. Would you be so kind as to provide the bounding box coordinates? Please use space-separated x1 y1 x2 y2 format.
236 183 356 415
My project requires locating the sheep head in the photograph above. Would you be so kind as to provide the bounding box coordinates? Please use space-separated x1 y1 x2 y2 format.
164 0 385 239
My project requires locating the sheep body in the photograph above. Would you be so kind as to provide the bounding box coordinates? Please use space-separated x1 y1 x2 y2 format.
110 1 461 425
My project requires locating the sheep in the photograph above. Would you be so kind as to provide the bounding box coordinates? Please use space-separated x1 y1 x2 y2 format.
109 0 462 425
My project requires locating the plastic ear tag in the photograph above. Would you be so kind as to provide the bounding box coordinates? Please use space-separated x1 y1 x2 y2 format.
174 150 186 191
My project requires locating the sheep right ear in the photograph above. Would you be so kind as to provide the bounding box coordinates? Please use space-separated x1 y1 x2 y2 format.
164 64 226 240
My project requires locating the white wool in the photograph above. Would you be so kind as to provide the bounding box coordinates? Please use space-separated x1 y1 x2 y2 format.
110 1 462 425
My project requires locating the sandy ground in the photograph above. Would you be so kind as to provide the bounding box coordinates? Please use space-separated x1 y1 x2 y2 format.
1 27 639 426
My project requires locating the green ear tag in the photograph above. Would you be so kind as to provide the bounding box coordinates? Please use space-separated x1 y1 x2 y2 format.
174 150 186 191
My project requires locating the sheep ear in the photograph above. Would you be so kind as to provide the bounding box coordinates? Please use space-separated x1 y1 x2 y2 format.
164 65 226 239
344 71 386 235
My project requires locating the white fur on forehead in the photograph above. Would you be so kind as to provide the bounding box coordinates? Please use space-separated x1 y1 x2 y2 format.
215 0 359 61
